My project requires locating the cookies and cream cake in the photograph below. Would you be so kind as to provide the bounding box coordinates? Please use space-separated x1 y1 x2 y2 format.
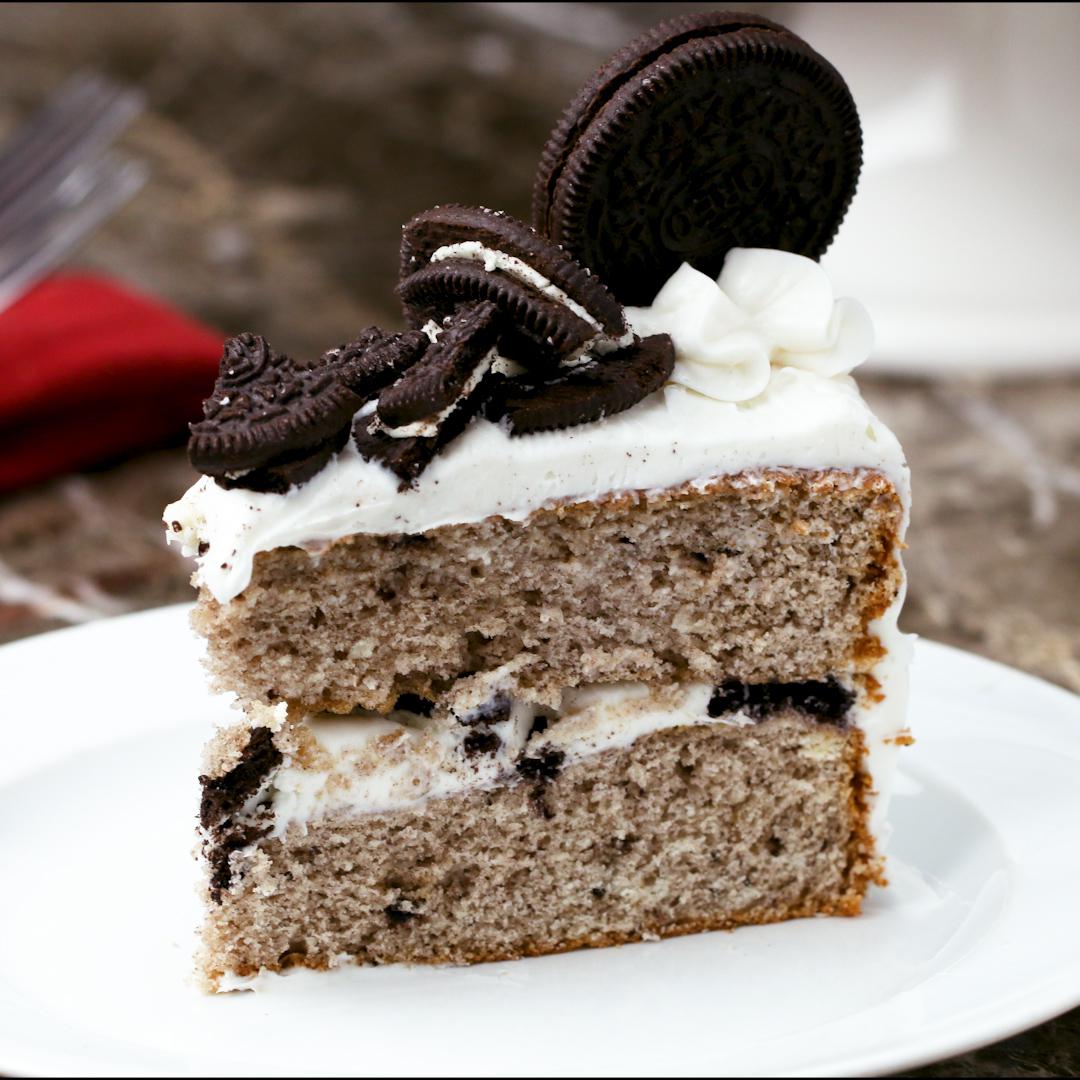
165 11 911 991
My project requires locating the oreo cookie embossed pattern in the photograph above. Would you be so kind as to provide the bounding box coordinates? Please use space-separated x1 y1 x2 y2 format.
532 11 861 303
187 333 361 494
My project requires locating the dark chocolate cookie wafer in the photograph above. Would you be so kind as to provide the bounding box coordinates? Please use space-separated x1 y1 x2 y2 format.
188 332 361 492
532 11 790 232
400 205 625 338
377 301 502 429
492 334 675 435
399 260 597 370
532 13 861 304
217 426 351 495
354 366 495 488
325 327 429 401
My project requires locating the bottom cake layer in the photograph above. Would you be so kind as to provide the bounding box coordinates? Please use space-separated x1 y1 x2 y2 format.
199 707 879 990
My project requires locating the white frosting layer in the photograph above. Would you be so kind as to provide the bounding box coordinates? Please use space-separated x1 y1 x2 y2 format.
626 251 874 402
263 683 784 836
860 580 914 844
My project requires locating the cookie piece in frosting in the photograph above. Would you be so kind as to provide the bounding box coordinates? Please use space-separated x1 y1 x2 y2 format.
188 332 362 493
399 262 597 371
492 334 675 435
326 327 430 401
353 369 494 489
377 301 503 431
531 11 862 304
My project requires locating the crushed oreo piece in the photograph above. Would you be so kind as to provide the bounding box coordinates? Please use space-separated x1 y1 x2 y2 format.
352 359 495 488
528 713 550 737
457 692 513 727
492 334 674 435
398 260 596 370
326 327 429 400
707 677 855 725
199 726 283 830
517 748 566 782
793 679 857 722
463 730 502 757
377 301 502 429
207 822 269 904
393 692 435 717
385 899 423 925
188 333 361 491
707 681 751 718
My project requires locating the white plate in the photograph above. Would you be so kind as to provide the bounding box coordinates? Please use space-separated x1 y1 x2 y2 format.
1 605 1078 1078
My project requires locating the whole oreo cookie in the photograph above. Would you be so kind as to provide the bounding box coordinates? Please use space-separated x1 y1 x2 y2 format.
491 334 675 436
398 205 627 369
532 11 861 304
188 332 361 493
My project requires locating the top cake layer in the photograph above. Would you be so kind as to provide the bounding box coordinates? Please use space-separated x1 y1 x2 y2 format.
166 249 907 603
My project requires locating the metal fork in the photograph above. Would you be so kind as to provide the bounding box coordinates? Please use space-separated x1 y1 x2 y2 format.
0 72 145 312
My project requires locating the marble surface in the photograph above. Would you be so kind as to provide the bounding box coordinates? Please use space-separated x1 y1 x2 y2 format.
0 5 1077 1074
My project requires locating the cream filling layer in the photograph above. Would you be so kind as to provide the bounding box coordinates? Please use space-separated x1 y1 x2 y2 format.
253 611 910 849
262 682 717 840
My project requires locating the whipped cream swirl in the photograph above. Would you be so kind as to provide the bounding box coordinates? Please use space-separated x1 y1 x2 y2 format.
627 248 874 402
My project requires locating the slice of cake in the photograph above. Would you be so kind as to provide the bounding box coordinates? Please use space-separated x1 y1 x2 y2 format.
166 10 911 991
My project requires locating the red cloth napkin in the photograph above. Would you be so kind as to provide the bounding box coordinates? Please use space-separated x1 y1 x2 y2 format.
0 273 223 494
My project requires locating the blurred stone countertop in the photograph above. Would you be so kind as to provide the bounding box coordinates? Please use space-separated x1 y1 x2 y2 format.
0 5 1077 1076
